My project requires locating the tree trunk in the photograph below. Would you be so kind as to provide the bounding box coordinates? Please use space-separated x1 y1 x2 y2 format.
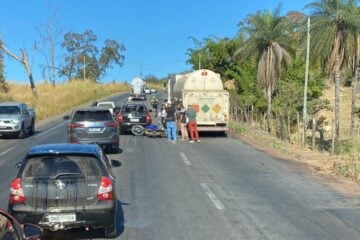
350 67 359 138
334 57 341 141
0 42 36 96
21 49 36 96
266 86 272 133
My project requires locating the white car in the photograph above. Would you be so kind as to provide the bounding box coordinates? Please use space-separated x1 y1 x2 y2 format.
144 88 151 94
150 88 157 93
96 101 117 115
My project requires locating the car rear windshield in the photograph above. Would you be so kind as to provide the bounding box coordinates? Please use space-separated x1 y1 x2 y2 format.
22 155 102 178
72 110 112 121
122 105 147 113
0 106 20 115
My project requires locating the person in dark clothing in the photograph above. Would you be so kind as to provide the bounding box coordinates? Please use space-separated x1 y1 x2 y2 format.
165 103 177 143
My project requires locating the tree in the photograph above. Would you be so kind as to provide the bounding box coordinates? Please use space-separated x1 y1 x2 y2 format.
0 40 36 95
34 7 64 85
233 6 293 133
306 0 360 140
60 30 125 81
187 37 241 79
0 51 8 93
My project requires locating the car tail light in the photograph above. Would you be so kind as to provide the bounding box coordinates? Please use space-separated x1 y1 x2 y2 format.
105 121 117 127
9 178 25 204
98 177 113 201
117 113 123 123
146 113 152 123
68 122 84 130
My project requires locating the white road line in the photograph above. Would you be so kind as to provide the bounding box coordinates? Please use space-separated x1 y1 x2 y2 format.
200 183 226 210
179 152 192 166
35 121 68 138
0 146 15 156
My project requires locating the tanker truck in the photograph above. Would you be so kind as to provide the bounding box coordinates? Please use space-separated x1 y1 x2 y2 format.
129 77 146 101
172 69 229 133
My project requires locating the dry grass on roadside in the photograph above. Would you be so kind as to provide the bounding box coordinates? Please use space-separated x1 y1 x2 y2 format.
0 80 130 121
229 120 360 183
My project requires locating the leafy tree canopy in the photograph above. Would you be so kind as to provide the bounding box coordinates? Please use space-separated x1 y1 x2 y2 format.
60 30 125 81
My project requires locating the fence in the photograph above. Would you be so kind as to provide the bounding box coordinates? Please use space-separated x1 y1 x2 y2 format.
228 106 357 155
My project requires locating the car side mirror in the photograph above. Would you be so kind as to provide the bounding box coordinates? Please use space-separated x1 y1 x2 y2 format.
23 223 43 238
111 159 121 167
63 115 70 120
113 107 120 115
15 162 22 169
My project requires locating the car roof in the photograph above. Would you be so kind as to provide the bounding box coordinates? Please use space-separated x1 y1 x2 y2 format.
73 106 111 112
27 143 101 158
0 102 21 107
122 102 147 106
97 101 115 104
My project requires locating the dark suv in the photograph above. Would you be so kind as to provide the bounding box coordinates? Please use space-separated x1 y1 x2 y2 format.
64 107 119 153
117 103 152 135
8 143 119 238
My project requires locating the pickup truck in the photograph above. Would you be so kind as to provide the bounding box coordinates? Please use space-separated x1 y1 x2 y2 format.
0 102 36 138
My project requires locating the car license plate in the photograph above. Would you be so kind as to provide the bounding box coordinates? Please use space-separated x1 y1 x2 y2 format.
131 119 140 122
48 214 76 223
88 127 101 132
0 125 7 129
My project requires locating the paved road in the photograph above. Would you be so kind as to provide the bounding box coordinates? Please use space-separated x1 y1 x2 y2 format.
0 92 360 239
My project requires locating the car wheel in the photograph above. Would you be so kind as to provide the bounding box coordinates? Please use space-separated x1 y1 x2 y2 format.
29 120 35 135
111 144 119 154
131 125 145 136
105 204 117 238
17 123 26 138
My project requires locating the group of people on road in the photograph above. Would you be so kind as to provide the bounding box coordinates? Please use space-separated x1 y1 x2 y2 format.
158 99 200 144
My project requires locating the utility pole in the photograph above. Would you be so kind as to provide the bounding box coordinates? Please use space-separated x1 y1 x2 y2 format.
83 55 86 80
302 17 311 145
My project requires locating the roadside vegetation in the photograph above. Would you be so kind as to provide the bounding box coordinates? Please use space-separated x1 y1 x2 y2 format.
0 81 130 121
186 1 360 182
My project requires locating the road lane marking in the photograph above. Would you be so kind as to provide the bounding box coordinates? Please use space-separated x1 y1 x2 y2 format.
200 183 226 210
179 152 192 166
35 121 68 138
0 146 15 156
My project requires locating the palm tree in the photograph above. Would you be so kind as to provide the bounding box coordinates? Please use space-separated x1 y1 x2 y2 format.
306 0 360 140
234 7 293 133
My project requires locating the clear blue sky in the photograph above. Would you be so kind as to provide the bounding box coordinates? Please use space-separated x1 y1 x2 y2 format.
0 0 310 84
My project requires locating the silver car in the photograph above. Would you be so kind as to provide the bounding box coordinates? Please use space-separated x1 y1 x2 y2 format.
63 107 119 153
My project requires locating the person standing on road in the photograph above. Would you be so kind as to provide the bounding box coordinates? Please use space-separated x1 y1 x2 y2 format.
150 96 159 112
159 104 167 134
178 104 189 141
165 103 177 143
186 105 200 143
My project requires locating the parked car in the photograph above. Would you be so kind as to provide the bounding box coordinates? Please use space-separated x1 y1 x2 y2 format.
150 88 157 94
128 93 146 101
117 103 152 135
63 107 119 153
144 88 151 94
0 102 36 138
8 143 120 238
96 101 119 116
0 208 43 240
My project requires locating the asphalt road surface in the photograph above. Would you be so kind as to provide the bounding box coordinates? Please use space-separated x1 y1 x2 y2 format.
0 92 360 240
